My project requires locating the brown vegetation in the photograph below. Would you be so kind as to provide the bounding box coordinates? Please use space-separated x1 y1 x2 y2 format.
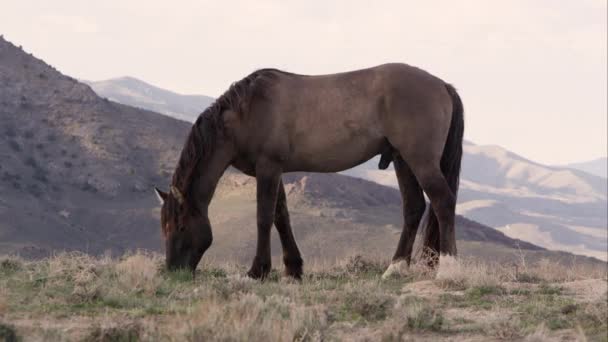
0 252 605 341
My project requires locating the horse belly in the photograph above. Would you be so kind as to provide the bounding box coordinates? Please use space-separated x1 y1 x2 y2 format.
285 118 385 173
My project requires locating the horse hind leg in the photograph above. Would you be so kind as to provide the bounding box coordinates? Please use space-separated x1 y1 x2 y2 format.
382 154 426 279
419 212 440 267
410 162 457 257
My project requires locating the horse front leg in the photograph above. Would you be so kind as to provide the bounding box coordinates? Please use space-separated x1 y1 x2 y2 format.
274 180 303 279
247 161 282 280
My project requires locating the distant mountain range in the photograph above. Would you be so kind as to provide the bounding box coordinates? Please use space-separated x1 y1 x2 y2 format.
88 74 608 261
562 157 607 179
84 77 213 122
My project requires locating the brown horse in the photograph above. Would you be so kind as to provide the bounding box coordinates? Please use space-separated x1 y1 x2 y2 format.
154 63 464 279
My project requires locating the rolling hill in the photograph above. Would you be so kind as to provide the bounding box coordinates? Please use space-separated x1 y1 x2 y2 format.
563 157 607 179
0 37 603 268
342 143 607 260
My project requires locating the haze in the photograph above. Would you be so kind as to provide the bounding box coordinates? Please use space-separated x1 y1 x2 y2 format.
1 0 606 165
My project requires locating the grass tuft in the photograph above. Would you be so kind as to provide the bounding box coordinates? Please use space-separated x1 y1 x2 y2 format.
84 323 140 342
405 304 444 332
0 322 19 342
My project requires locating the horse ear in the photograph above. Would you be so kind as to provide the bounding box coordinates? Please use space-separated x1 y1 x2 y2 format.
154 187 168 204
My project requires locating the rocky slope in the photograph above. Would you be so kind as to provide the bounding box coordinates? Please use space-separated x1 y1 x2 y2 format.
0 37 189 257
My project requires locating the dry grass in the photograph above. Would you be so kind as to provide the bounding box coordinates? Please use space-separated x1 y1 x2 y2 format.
435 255 504 290
0 253 605 341
115 252 162 295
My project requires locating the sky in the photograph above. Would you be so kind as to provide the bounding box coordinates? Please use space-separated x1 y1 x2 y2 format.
1 0 606 165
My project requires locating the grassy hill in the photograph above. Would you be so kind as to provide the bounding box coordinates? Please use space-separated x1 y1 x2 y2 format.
0 253 605 341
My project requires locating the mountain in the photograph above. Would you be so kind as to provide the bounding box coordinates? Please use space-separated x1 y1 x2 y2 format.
0 37 602 268
562 157 607 179
0 37 189 257
85 77 213 122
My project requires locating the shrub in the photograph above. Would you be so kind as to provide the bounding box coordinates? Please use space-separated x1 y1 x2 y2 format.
339 289 392 322
0 257 23 275
405 304 444 332
114 252 161 295
84 323 140 342
0 323 18 342
435 256 503 290
8 140 20 152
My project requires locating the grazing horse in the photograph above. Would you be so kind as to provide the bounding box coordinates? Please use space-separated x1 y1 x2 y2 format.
154 63 464 279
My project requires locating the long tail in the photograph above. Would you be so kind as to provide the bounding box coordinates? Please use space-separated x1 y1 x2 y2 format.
440 83 464 196
417 83 464 262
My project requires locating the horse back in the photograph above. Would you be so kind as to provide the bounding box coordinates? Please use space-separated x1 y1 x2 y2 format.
230 64 450 172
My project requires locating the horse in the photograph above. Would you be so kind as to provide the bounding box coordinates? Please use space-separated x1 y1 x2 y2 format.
154 63 464 279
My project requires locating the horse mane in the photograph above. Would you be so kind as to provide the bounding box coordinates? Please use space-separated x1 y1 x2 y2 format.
170 68 282 200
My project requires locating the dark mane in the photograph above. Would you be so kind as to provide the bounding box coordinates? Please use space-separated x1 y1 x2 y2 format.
170 69 282 199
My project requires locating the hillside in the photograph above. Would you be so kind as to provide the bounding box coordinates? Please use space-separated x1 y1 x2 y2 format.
206 170 562 266
85 77 213 122
1 37 602 269
0 37 190 257
563 157 607 179
343 144 608 261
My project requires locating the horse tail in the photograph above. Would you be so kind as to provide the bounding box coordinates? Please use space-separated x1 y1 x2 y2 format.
418 83 464 262
441 83 464 197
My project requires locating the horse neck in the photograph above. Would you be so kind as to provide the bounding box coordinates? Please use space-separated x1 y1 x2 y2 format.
188 149 232 215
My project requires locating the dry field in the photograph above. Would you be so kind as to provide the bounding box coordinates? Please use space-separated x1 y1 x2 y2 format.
0 252 606 341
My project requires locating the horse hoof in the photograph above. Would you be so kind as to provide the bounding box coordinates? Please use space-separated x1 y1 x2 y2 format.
285 267 303 281
435 254 459 279
247 269 266 280
382 260 408 280
284 257 303 280
247 265 271 280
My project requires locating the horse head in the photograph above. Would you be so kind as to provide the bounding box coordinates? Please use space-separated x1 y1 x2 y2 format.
154 186 213 273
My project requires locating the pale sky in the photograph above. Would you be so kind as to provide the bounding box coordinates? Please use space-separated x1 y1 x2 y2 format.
1 0 606 165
